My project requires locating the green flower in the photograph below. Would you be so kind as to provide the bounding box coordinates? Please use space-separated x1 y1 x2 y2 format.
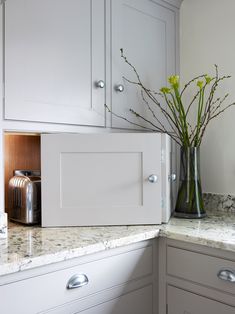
160 87 171 94
168 75 180 88
197 80 204 89
205 75 212 84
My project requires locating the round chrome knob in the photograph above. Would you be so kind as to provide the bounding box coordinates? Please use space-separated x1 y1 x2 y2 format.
115 84 124 92
148 174 158 183
96 80 105 88
169 173 177 181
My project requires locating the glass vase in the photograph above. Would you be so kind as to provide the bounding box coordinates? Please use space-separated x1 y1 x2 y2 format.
174 146 206 218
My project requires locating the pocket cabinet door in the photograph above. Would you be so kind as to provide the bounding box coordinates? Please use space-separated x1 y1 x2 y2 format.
41 133 171 227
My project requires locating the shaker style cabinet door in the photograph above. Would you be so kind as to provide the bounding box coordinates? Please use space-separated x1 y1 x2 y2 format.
4 0 105 126
167 286 235 314
41 133 165 227
110 0 176 128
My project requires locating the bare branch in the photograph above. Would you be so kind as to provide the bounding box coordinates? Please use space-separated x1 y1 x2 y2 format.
141 90 168 132
185 89 200 117
210 94 229 116
118 51 234 147
123 76 163 97
104 104 158 131
129 108 181 145
198 102 235 145
180 74 207 96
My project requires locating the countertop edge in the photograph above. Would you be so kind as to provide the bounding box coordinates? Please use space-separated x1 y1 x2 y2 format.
2 210 235 278
0 228 160 277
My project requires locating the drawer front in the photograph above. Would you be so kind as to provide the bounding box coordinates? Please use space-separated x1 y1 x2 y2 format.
1 245 152 314
42 284 153 314
167 246 235 295
168 285 235 314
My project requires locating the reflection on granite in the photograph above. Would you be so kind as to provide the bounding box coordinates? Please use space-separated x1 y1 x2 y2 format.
0 223 160 276
203 193 235 212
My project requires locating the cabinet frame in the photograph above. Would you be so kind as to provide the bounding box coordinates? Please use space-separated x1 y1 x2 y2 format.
158 238 235 314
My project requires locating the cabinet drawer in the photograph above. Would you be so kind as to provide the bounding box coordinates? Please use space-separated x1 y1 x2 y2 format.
168 285 235 314
167 246 235 295
42 284 153 314
1 245 152 314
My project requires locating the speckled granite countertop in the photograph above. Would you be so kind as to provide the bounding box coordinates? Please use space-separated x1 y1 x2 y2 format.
0 224 160 277
1 211 235 277
161 211 235 251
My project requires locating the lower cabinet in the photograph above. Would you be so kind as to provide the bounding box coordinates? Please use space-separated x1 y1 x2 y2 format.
167 285 235 314
42 285 153 314
158 238 235 314
0 240 157 314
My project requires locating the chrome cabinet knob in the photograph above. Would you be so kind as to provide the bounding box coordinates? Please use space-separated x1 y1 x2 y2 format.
67 274 89 290
148 174 158 183
169 173 177 181
96 80 105 88
115 84 124 92
217 269 235 283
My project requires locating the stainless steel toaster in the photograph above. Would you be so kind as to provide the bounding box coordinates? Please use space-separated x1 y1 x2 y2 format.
8 170 41 224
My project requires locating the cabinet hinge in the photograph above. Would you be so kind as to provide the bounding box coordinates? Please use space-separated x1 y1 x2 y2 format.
161 149 165 163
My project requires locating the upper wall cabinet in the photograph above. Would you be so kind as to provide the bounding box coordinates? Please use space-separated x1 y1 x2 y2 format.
2 0 179 128
4 0 105 126
110 0 177 128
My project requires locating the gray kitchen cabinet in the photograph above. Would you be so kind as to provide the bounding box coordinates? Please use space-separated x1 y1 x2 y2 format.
167 285 235 314
2 0 180 128
42 285 153 314
4 0 106 126
110 0 177 129
158 238 235 314
0 240 157 314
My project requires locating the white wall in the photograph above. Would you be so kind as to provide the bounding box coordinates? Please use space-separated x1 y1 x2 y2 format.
180 0 235 194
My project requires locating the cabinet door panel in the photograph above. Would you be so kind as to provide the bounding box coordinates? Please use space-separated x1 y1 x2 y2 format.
111 0 176 129
4 0 105 126
168 285 235 314
41 133 163 227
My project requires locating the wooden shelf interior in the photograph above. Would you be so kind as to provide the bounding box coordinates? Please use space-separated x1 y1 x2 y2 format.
4 133 41 213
